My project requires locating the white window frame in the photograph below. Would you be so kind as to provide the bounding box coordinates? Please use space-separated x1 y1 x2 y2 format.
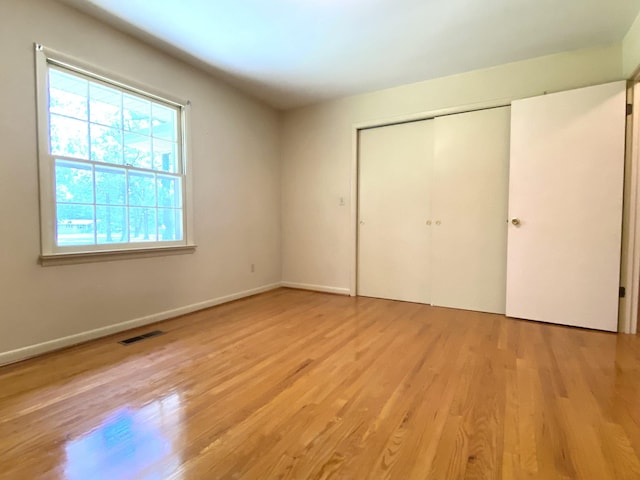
35 44 195 265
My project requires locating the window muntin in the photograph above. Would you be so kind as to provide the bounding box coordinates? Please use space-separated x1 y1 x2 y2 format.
43 64 186 251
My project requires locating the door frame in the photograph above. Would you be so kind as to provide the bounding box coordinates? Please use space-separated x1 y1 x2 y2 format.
621 72 640 334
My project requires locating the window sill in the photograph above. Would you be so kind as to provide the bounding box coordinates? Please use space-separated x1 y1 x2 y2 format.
39 245 197 267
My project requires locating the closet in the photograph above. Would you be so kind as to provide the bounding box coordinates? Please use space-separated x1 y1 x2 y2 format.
357 106 510 314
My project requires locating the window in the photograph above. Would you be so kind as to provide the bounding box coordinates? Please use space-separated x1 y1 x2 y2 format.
35 45 194 262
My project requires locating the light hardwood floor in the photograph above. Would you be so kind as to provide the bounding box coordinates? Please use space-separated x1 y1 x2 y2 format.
1 288 640 479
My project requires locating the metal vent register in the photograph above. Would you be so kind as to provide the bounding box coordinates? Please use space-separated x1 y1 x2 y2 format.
118 330 165 345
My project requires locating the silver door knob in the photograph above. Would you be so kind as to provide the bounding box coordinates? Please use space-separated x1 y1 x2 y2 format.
511 218 521 226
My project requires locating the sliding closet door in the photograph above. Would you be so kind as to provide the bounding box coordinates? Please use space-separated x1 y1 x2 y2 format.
357 120 433 304
506 82 626 331
431 107 511 314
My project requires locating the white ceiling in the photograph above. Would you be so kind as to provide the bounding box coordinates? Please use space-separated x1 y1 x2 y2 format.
60 0 640 110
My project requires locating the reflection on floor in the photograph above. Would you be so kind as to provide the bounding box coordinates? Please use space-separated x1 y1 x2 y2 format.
65 393 181 480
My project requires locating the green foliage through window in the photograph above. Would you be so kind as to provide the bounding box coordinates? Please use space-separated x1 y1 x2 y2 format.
48 66 183 247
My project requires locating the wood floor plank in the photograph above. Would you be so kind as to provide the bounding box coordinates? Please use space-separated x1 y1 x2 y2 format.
0 288 639 479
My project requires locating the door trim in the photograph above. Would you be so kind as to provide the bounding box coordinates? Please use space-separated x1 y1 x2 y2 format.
621 77 640 334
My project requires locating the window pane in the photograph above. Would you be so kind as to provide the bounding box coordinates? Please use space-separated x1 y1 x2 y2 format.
129 207 157 242
158 208 182 241
96 167 126 205
157 175 181 207
55 161 94 204
153 139 178 172
96 206 127 244
90 125 123 164
56 204 95 246
124 132 152 169
123 94 151 134
90 83 121 128
49 69 88 121
43 62 187 252
152 104 177 141
128 172 156 207
50 114 89 159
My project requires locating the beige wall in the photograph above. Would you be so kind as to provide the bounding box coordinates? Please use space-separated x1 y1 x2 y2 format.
0 0 281 360
281 44 624 292
624 12 640 78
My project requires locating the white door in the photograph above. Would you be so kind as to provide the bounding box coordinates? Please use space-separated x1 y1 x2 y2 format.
431 107 511 314
506 82 627 331
358 120 433 304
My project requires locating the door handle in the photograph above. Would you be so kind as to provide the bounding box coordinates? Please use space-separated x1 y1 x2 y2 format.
511 218 521 226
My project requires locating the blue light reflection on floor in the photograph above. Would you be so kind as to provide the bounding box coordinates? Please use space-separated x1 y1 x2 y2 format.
64 393 181 480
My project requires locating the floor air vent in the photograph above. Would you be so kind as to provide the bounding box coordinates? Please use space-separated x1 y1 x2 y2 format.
119 330 165 345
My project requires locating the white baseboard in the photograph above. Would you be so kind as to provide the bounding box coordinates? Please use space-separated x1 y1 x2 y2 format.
0 283 281 367
280 281 351 296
